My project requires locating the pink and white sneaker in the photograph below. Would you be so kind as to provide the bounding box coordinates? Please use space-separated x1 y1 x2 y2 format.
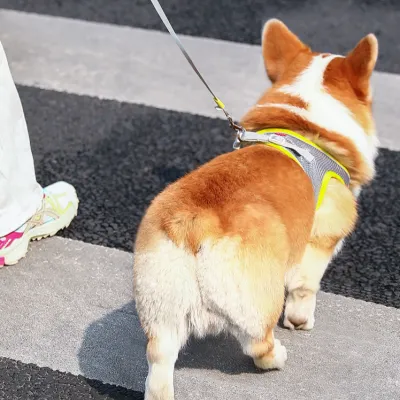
0 181 79 266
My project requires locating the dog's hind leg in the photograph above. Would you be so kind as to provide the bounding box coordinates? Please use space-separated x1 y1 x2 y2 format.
134 234 197 400
240 328 287 370
144 328 188 400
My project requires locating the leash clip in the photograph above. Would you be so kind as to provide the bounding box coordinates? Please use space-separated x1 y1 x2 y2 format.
232 129 245 150
215 104 246 150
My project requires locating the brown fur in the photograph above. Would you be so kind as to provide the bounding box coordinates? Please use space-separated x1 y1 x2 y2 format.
140 145 314 261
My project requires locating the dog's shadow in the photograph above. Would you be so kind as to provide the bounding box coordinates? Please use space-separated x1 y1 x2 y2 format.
178 307 285 373
78 301 266 396
176 334 259 374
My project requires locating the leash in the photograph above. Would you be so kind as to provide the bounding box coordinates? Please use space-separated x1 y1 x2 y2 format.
149 0 245 141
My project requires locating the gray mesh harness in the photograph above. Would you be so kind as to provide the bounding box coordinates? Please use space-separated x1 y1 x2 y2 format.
233 130 351 208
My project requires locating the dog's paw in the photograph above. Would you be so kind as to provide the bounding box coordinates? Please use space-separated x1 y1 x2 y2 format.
284 289 316 331
253 339 287 370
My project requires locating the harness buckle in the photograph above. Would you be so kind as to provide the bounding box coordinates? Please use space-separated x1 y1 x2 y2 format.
269 133 314 162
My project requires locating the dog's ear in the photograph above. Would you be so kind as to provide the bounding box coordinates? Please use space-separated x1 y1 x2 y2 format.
262 19 309 84
345 34 378 102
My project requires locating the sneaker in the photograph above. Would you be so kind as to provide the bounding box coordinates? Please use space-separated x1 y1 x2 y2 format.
0 181 79 266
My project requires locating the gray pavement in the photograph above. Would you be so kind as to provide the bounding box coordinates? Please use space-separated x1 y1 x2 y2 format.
0 237 399 399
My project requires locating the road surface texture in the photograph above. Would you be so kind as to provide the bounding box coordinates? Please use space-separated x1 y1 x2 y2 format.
0 1 399 399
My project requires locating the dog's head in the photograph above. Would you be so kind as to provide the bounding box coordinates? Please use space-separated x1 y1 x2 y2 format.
243 19 379 187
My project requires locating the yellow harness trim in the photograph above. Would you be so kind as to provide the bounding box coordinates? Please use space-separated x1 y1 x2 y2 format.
257 128 350 210
316 171 346 210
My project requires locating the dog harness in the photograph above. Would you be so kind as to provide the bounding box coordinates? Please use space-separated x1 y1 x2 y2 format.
234 128 350 210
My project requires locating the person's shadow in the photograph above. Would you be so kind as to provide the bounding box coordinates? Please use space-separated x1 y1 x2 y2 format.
78 301 263 399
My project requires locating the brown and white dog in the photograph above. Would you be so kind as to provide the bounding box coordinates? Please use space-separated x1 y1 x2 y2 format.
133 19 379 400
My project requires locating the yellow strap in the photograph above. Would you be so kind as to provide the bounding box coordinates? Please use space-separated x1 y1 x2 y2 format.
213 97 225 110
316 171 346 210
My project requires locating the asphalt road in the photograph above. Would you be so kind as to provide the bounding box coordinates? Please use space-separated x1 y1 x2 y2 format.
0 358 143 400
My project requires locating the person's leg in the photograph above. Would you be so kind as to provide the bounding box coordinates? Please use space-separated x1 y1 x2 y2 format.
0 41 43 237
0 41 78 266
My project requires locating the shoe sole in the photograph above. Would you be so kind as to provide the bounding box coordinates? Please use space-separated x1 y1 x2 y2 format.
0 194 79 266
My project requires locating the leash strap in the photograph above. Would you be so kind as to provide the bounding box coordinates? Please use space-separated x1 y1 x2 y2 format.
149 0 244 133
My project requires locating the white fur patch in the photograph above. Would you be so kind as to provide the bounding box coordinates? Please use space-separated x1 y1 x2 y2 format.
253 339 288 370
333 238 345 258
257 54 378 172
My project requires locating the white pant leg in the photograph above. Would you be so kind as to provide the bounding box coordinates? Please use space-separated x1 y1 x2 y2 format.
0 41 43 237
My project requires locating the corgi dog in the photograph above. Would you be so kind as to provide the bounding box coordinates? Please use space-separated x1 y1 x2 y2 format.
133 19 378 400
